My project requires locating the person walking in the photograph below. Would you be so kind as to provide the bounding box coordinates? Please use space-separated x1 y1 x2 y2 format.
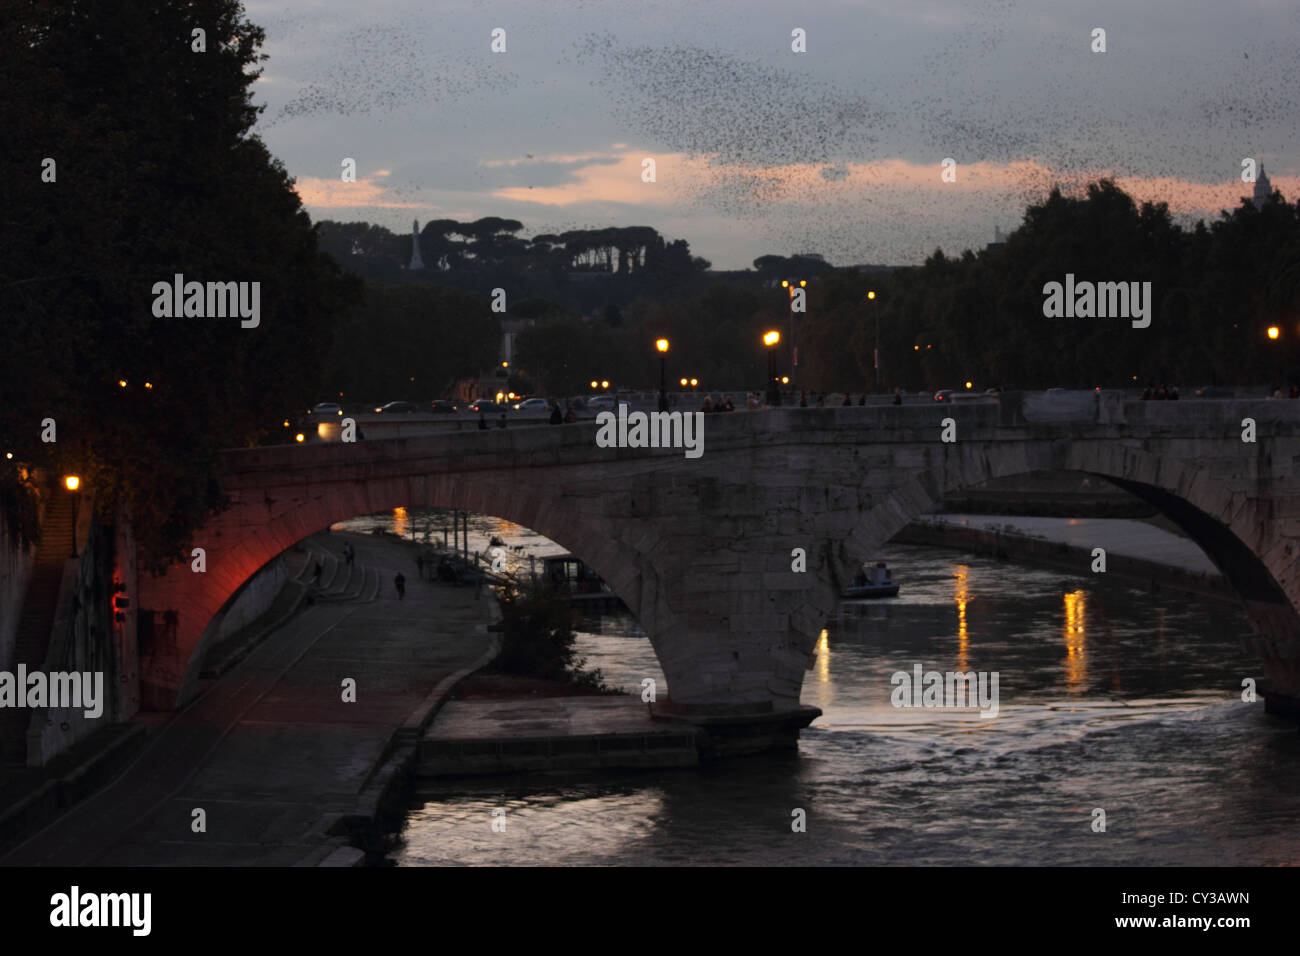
892 389 903 406
842 392 852 406
394 572 406 600
564 403 576 423
343 542 354 567
549 403 563 424
799 389 808 407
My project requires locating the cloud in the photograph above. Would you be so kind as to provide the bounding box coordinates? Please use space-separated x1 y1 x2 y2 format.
294 170 430 210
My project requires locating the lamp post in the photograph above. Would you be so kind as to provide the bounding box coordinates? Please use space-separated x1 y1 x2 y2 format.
781 280 806 392
865 290 879 392
763 330 781 406
64 475 80 557
656 338 669 411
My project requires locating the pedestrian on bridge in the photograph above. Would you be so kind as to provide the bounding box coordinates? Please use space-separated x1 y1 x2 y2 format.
394 572 406 599
343 542 354 567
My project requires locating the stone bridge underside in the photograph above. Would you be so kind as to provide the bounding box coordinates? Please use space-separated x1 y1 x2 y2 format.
137 398 1300 723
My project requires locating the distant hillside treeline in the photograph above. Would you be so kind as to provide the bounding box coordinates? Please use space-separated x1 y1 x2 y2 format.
315 219 717 313
321 180 1298 397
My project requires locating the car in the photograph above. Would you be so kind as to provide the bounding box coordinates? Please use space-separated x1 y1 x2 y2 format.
376 401 418 414
1194 385 1235 398
469 400 506 413
932 389 957 402
311 402 342 416
513 397 551 411
587 395 616 409
430 399 457 413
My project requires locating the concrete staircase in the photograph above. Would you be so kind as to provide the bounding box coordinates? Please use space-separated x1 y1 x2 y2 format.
1 493 74 766
298 548 379 604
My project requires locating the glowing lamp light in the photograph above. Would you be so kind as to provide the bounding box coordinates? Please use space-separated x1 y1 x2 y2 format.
295 433 305 443
502 361 509 367
590 380 598 389
282 419 291 427
690 378 698 387
1267 326 1280 340
799 280 806 287
601 380 609 389
781 280 789 288
763 330 780 346
781 376 789 384
656 338 669 353
64 475 80 492
680 378 688 386
118 379 127 388
144 382 153 389
913 345 920 351
4 452 12 460
965 381 973 389
867 290 876 299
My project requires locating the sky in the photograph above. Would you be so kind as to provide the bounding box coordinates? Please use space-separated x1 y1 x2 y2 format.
245 0 1300 270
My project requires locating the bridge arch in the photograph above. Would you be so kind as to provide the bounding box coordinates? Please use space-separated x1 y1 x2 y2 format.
150 470 664 710
838 439 1300 695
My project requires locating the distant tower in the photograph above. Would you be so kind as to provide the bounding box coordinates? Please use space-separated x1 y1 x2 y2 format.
1253 166 1272 210
409 219 425 270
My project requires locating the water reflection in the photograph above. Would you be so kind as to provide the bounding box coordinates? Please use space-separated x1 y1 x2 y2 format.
954 564 970 672
1063 589 1087 693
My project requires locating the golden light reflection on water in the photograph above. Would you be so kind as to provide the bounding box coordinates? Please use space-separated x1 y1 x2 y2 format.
393 506 409 538
954 565 970 671
1063 589 1088 693
811 628 832 711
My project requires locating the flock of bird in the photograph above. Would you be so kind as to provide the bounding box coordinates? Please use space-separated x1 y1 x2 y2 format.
249 2 1297 265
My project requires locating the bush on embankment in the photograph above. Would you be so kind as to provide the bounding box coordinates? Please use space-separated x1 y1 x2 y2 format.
492 582 614 693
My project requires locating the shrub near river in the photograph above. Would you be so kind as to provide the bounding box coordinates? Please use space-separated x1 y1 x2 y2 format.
486 583 616 695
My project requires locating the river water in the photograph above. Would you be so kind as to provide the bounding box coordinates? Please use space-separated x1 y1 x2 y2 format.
334 510 1300 866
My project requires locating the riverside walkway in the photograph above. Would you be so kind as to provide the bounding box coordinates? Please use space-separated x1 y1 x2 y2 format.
0 532 494 866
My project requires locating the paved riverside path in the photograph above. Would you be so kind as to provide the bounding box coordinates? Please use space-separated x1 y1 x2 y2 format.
1 532 493 866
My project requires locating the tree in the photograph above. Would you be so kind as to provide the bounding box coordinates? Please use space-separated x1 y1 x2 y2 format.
0 0 361 569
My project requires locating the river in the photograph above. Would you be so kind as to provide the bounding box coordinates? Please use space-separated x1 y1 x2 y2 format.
333 509 1300 866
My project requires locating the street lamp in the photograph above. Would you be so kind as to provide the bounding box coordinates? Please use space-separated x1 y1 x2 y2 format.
781 280 807 389
64 475 80 558
763 330 781 406
1268 326 1280 340
656 338 670 411
866 290 880 392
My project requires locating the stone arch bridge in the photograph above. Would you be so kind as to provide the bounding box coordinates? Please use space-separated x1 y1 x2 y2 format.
134 394 1300 740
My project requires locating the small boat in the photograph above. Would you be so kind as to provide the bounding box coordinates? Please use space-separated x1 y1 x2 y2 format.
843 562 899 599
